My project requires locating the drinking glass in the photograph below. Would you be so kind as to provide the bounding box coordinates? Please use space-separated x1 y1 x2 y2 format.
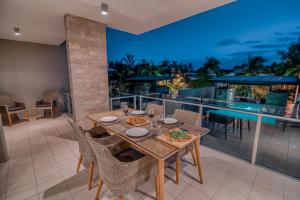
156 118 163 135
120 102 128 115
148 108 154 118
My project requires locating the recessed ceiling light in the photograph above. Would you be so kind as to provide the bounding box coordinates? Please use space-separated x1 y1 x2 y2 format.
101 3 108 15
14 27 21 36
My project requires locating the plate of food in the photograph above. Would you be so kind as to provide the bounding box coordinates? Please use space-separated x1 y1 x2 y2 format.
127 116 150 126
131 110 146 115
168 128 192 142
125 127 149 137
99 116 118 123
163 118 178 125
156 128 195 148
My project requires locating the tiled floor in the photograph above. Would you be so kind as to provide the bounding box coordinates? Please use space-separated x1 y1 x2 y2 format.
1 115 300 200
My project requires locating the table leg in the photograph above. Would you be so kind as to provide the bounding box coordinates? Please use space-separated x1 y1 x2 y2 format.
157 159 164 200
93 121 97 128
194 139 204 184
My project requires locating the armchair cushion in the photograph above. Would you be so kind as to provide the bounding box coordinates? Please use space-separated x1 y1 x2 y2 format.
115 148 144 162
36 102 51 107
8 106 26 112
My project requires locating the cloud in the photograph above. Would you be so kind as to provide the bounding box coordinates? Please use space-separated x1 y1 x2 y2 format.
276 36 296 42
216 38 241 46
229 50 271 58
250 44 288 49
291 32 300 36
243 40 261 45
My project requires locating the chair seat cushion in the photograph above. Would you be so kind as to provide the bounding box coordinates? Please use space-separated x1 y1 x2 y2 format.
93 132 111 138
36 103 51 107
8 106 26 112
209 113 234 124
115 148 144 162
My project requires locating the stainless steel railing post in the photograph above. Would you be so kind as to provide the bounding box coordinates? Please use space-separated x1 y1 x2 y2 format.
133 96 137 110
110 98 113 111
139 96 142 110
163 99 166 117
251 114 262 164
199 105 203 127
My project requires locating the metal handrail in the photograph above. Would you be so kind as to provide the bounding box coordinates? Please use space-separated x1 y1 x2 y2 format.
113 94 300 122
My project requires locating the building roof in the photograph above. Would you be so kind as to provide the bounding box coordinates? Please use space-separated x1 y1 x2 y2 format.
125 75 173 82
210 76 300 85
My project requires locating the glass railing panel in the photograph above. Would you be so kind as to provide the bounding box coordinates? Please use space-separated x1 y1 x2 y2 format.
140 96 164 111
110 95 136 110
256 119 300 179
201 106 257 161
163 96 200 117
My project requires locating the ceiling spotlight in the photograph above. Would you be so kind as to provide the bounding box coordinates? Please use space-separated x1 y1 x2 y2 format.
101 3 108 15
14 27 21 36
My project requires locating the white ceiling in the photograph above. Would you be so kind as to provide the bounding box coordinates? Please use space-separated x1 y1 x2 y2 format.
0 0 234 45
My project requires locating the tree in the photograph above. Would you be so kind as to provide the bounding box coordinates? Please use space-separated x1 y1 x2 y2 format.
202 57 221 75
236 56 266 75
277 38 300 76
121 54 135 68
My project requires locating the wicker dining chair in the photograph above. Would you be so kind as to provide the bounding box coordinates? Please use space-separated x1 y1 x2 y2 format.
68 119 124 190
145 103 164 116
172 109 202 184
85 132 158 200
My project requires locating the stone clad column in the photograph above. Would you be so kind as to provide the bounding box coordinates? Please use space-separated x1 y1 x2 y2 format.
64 14 109 125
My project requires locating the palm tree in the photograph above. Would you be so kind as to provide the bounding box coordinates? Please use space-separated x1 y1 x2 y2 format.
203 57 221 75
277 38 300 76
121 54 135 68
238 56 266 75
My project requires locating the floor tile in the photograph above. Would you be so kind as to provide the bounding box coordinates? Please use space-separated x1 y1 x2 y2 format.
177 186 211 200
5 182 38 200
222 174 254 197
213 185 247 200
164 177 189 197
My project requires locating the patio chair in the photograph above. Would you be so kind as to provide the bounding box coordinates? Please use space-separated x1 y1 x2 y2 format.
68 119 126 190
85 132 157 200
145 103 164 116
266 91 289 107
172 109 202 184
208 111 236 140
35 90 58 119
0 95 29 126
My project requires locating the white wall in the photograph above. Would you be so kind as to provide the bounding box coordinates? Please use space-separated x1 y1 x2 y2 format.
0 39 69 115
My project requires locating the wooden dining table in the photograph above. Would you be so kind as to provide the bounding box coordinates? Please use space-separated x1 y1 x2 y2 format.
87 109 209 200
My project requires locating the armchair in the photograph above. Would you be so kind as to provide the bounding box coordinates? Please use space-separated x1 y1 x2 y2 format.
0 95 28 126
35 90 58 119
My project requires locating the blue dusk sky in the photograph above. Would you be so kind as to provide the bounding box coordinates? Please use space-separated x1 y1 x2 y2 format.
106 0 300 69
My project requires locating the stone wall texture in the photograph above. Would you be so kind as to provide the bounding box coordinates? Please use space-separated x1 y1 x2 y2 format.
64 14 109 126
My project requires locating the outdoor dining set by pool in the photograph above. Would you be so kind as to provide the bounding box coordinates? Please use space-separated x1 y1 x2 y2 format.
70 103 209 200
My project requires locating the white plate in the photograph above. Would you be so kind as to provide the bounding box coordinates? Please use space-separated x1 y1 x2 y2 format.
163 118 178 124
99 116 118 123
126 127 149 137
131 110 146 115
